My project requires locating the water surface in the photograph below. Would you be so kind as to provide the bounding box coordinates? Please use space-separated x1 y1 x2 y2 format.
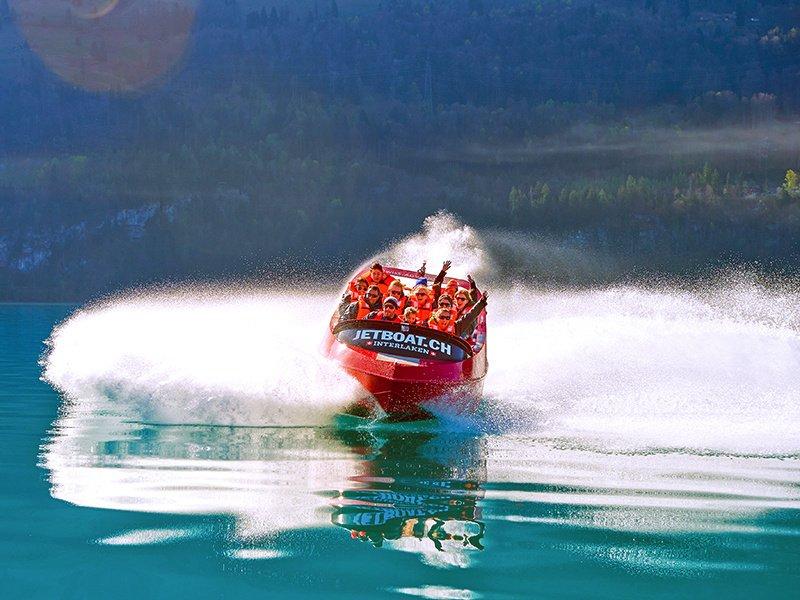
3 299 800 598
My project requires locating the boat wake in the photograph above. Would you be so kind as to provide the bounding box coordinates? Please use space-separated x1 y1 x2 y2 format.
42 288 360 427
484 280 800 455
42 213 800 455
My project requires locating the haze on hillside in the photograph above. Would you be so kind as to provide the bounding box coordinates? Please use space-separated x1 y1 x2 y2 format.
1 0 799 300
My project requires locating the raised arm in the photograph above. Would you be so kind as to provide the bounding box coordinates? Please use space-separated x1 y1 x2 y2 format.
433 260 451 286
467 274 480 303
432 260 451 304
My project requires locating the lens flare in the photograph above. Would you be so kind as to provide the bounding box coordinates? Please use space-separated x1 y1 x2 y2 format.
69 0 122 20
10 0 196 92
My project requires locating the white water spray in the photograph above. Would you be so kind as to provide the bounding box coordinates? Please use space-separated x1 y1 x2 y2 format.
485 282 800 454
379 212 489 281
43 287 360 426
42 213 800 454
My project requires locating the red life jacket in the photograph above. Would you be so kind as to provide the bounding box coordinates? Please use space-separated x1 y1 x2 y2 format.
388 293 408 312
410 295 433 322
444 282 460 297
356 298 374 319
350 270 395 296
370 311 401 323
428 316 455 334
370 273 395 296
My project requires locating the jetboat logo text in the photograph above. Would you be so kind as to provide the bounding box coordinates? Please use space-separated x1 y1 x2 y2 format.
351 329 453 357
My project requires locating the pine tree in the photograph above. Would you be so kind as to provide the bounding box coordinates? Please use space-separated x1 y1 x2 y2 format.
782 169 800 198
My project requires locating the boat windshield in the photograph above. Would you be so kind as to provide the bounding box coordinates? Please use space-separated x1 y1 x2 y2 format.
333 321 472 363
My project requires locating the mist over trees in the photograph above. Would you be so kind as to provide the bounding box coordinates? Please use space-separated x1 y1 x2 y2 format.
1 0 800 299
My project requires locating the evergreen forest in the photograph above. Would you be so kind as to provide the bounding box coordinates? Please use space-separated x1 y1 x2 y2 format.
2 0 800 299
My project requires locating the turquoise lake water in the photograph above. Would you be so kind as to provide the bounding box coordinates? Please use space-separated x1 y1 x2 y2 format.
3 300 800 599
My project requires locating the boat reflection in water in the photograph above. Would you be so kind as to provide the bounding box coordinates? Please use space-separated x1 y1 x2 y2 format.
38 393 800 595
41 394 486 563
331 429 487 560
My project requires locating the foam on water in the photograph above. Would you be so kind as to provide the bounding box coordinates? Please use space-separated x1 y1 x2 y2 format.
97 528 205 546
43 288 360 426
42 213 800 454
485 281 800 455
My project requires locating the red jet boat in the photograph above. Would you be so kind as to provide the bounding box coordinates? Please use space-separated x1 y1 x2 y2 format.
323 266 488 421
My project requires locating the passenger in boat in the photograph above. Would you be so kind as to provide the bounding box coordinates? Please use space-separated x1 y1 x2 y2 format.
428 308 455 334
337 277 369 316
453 274 480 315
454 291 488 338
386 280 408 311
429 291 488 338
436 292 454 310
340 285 383 321
409 285 434 321
444 278 459 299
428 291 456 333
353 277 369 296
402 306 422 326
366 296 402 322
350 262 395 296
453 289 472 318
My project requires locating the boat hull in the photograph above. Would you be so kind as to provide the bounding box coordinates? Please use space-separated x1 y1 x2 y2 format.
322 320 487 421
342 360 485 421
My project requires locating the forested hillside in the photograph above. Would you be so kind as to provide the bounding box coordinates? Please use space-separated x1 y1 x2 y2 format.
2 0 800 299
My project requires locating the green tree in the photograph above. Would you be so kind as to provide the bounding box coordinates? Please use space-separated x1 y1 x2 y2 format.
508 186 524 215
782 169 800 198
699 163 720 189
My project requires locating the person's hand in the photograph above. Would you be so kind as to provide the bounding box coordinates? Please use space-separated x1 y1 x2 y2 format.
417 261 427 277
441 260 452 272
467 274 475 288
481 289 489 302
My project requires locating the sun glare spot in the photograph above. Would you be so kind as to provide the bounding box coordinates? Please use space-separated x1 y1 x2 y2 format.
10 0 197 92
